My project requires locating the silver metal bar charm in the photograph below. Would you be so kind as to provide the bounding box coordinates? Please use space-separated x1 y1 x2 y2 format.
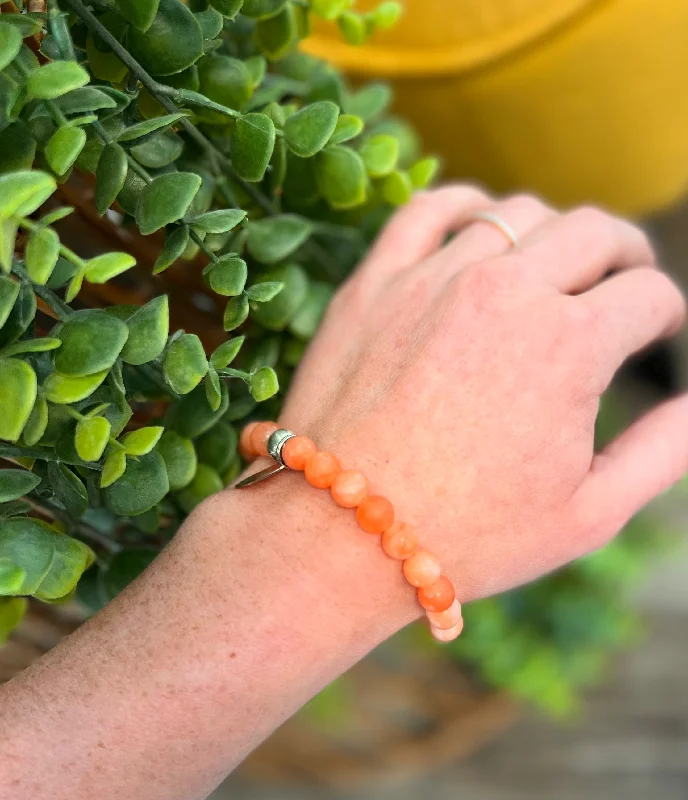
234 463 286 489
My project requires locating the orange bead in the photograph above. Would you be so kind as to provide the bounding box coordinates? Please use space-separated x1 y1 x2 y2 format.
250 421 279 458
304 451 341 488
356 495 394 534
403 549 441 588
239 422 260 461
430 617 464 642
282 435 317 471
418 576 455 612
381 522 418 560
331 470 368 508
426 598 462 630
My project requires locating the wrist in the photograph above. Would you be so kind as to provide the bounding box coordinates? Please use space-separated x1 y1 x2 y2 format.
194 462 421 647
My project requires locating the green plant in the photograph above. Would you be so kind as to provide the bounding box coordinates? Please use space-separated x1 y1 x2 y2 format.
0 0 668 720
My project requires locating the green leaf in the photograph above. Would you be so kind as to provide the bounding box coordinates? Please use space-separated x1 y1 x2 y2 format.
157 430 197 491
118 112 189 143
130 132 184 169
101 549 158 600
0 469 40 504
250 262 308 331
195 7 224 38
103 450 169 517
315 145 367 209
256 5 297 60
373 1 402 28
100 449 126 489
176 462 223 512
205 368 222 412
0 561 26 596
47 462 87 519
0 121 36 175
197 54 253 115
209 336 244 370
0 171 56 219
344 82 391 121
359 133 399 178
166 381 228 438
245 281 283 302
120 296 169 365
45 125 86 176
289 280 334 339
25 226 60 285
209 0 244 17
44 370 108 405
328 113 363 145
0 22 22 73
223 293 249 331
115 0 161 32
408 156 440 189
1 337 61 357
163 333 208 394
382 169 413 206
0 281 35 346
190 208 246 234
0 596 26 642
232 113 275 182
208 254 247 297
0 14 42 37
39 207 73 226
86 33 127 84
195 421 237 474
311 0 352 19
65 269 84 303
0 276 20 329
120 426 164 456
154 225 189 274
95 143 128 216
284 100 339 158
0 517 94 601
337 12 366 45
246 214 311 264
75 415 111 462
55 310 129 377
0 359 36 443
0 220 16 274
241 0 286 18
57 87 118 116
21 394 47 447
136 172 202 236
249 366 279 401
84 251 136 285
26 61 89 101
128 0 204 76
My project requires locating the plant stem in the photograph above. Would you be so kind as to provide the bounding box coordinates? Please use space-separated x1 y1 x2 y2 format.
11 262 72 321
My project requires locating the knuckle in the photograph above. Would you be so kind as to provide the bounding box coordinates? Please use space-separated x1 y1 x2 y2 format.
568 204 612 232
508 192 547 215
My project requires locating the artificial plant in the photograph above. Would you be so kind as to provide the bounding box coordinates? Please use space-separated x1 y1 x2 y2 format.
0 0 667 716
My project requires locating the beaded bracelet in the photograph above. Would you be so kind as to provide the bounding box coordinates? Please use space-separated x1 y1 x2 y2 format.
236 421 464 642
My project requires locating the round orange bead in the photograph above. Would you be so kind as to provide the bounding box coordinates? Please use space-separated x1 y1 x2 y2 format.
426 598 462 630
282 435 317 471
304 451 341 488
381 522 418 560
331 470 368 508
250 421 279 458
402 549 441 588
418 576 455 612
239 422 260 461
356 495 394 534
430 617 464 642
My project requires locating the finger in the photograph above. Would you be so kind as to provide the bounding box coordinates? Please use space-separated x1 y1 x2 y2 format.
582 268 686 389
361 184 492 276
516 206 656 293
574 394 688 547
434 194 556 272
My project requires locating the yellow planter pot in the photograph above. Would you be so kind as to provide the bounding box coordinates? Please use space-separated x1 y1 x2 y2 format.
304 0 688 217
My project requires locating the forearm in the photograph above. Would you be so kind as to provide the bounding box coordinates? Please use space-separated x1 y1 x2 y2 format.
0 471 418 800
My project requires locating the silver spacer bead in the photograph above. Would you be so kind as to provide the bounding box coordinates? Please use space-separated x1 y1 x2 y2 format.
267 428 296 467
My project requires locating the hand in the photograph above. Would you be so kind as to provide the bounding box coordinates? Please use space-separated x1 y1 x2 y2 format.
277 186 687 604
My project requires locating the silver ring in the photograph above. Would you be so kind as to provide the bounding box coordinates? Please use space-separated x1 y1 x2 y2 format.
469 210 520 248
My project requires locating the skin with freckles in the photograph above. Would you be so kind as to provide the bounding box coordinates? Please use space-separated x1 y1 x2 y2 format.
1 185 688 800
